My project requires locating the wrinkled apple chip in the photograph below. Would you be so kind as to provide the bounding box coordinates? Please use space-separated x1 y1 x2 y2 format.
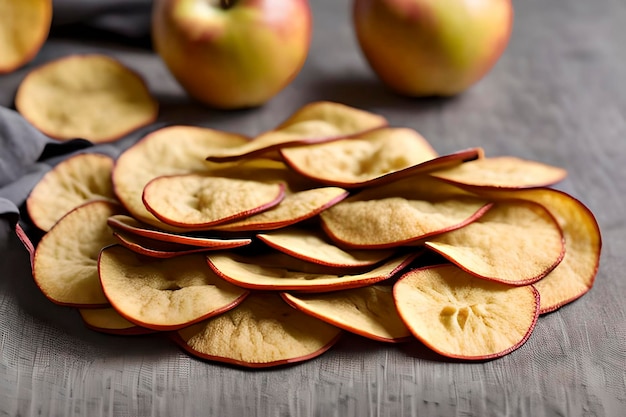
112 125 250 230
257 227 395 268
212 187 348 232
205 101 388 162
142 174 286 229
466 188 601 313
99 245 249 330
15 54 158 142
425 200 564 285
172 293 342 368
320 176 492 248
79 307 155 335
282 285 411 343
0 0 52 74
33 201 124 307
107 214 251 248
112 230 243 259
27 152 117 231
394 264 540 360
207 251 418 292
429 156 567 189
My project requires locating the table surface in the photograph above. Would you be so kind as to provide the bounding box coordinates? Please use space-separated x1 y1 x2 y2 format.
1 0 625 416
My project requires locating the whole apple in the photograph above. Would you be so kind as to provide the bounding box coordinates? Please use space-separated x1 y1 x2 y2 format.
152 0 312 109
353 0 513 96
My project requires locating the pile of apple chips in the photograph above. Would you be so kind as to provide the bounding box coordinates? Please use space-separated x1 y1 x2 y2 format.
23 101 601 367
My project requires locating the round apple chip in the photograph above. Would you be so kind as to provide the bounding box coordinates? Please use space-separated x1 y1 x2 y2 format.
27 152 117 231
142 174 286 229
207 251 418 292
429 156 567 189
257 227 396 268
205 101 388 162
172 293 342 368
394 264 540 360
79 307 155 335
99 245 249 330
15 54 158 142
282 285 411 343
112 125 250 230
0 0 52 73
320 176 493 248
425 200 565 285
32 200 124 307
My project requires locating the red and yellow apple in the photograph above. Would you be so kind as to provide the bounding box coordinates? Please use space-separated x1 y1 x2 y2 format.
151 0 312 109
353 0 513 96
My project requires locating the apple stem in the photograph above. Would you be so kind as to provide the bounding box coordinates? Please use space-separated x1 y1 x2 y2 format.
220 0 234 9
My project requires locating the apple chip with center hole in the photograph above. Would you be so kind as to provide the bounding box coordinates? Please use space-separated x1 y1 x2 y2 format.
172 293 342 368
27 152 117 231
142 174 286 229
15 54 158 142
0 0 52 74
320 176 493 248
33 200 124 307
425 199 565 285
394 264 540 360
205 101 388 162
282 285 411 343
99 245 249 330
207 251 418 292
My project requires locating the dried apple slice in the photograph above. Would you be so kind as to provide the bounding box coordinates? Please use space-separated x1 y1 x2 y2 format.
207 251 418 292
99 245 249 330
394 264 540 360
27 152 117 231
429 156 567 189
211 187 348 232
79 307 155 335
320 176 493 248
142 174 286 229
282 285 411 343
425 200 565 285
172 293 342 368
32 200 124 307
107 215 251 248
0 0 52 73
15 54 158 142
205 101 388 162
112 125 250 230
112 230 246 259
257 227 395 268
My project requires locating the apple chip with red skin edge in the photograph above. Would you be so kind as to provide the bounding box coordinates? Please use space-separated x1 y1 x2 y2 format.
79 308 156 336
282 285 411 343
206 251 419 292
142 174 286 229
107 214 252 248
257 227 396 268
172 293 342 368
320 176 493 249
394 264 540 360
98 245 249 331
112 125 250 231
425 199 565 286
429 156 567 189
33 200 124 307
15 54 158 143
210 186 349 232
27 153 117 232
0 0 52 74
112 230 247 259
455 187 601 314
205 101 388 162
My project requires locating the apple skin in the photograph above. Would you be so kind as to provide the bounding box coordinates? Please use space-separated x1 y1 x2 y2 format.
353 0 513 96
151 0 312 109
